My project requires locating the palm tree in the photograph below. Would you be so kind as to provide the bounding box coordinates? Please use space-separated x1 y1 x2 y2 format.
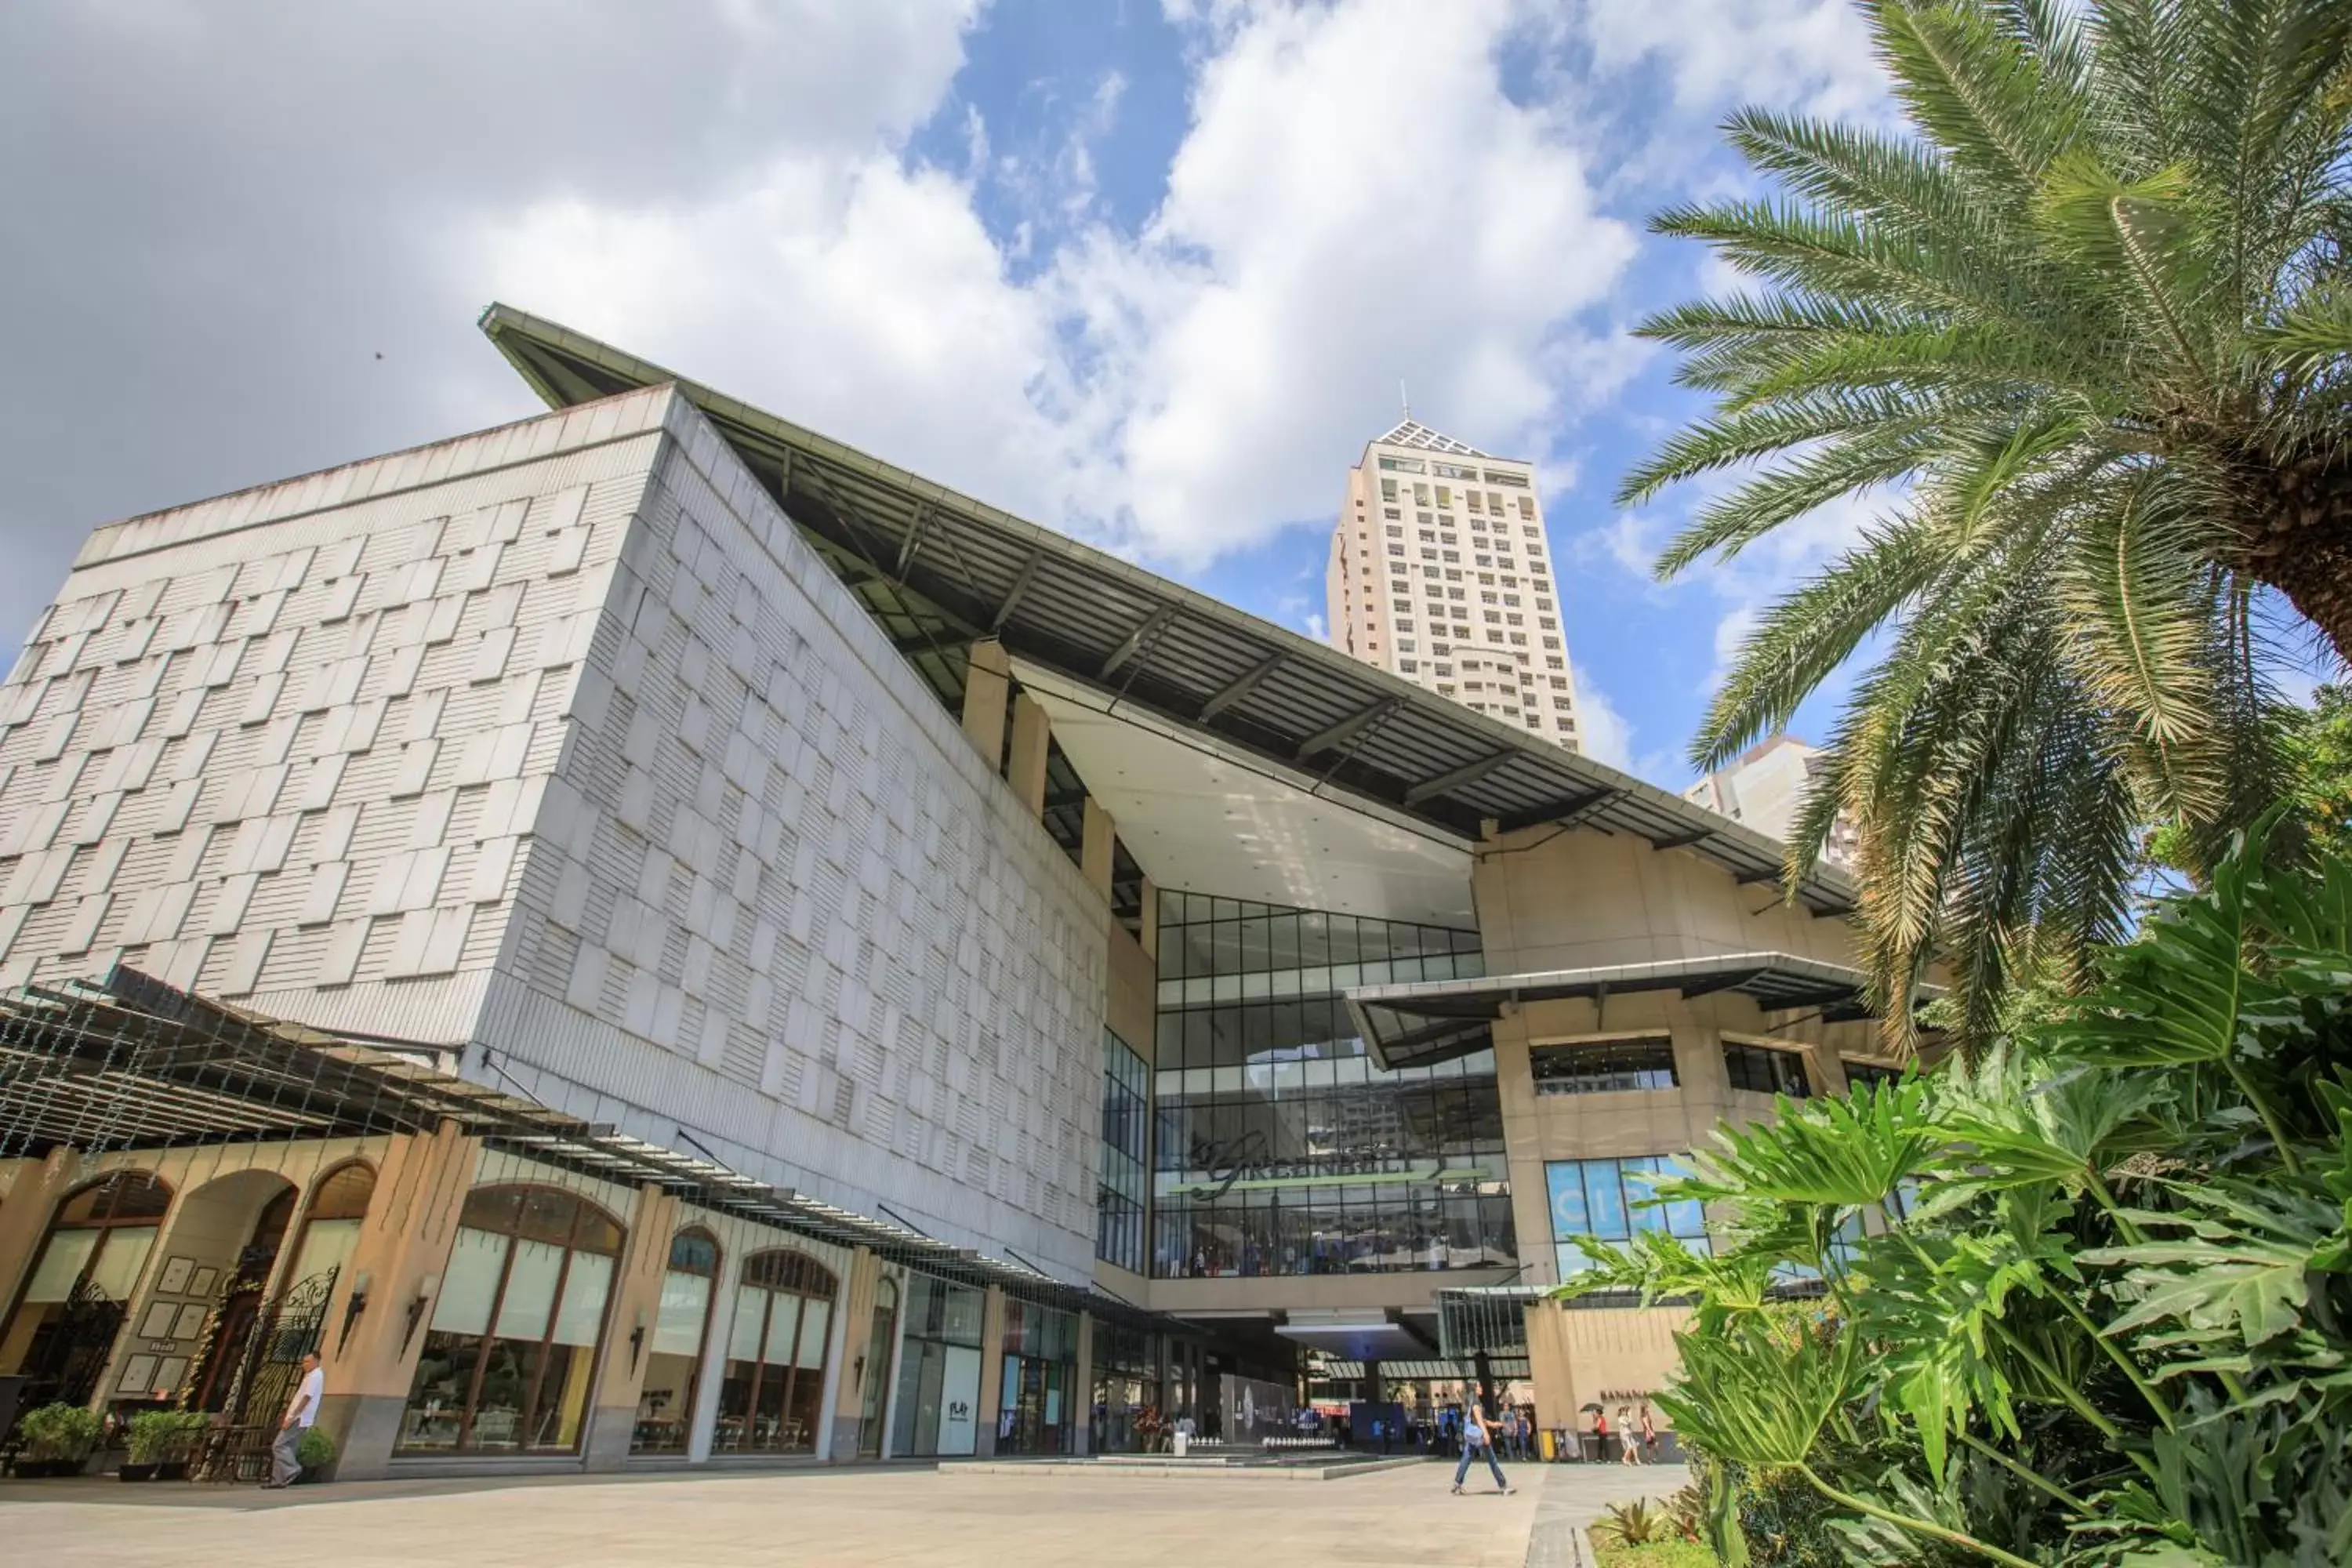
1627 0 2352 1042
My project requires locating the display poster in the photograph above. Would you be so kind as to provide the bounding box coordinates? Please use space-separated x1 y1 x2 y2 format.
936 1345 982 1455
1220 1373 1295 1443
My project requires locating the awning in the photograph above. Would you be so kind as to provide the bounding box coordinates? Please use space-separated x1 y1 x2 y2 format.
1345 952 1893 1069
0 969 1186 1338
1275 1309 1438 1362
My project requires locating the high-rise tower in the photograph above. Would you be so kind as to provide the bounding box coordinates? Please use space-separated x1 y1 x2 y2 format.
1325 420 1579 749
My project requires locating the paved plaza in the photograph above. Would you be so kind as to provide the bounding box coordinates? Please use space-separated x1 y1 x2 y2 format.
3 1460 1690 1567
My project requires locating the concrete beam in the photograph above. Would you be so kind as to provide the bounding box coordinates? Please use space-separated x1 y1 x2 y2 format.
961 638 1012 767
1081 798 1116 902
1008 695 1051 818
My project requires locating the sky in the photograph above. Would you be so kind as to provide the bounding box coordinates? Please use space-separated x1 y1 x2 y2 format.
0 0 1906 792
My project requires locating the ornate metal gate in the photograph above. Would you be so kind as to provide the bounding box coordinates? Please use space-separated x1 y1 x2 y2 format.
197 1267 338 1483
9 1279 126 1423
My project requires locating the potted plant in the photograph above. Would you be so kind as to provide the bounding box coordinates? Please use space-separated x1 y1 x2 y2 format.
13 1403 102 1478
121 1410 207 1482
294 1425 336 1483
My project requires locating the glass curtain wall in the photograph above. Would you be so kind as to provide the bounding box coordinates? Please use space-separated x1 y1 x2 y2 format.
632 1229 720 1454
1097 1029 1148 1274
1545 1156 1710 1279
996 1301 1078 1454
1150 892 1512 1278
890 1272 985 1457
397 1186 622 1453
1090 1322 1161 1453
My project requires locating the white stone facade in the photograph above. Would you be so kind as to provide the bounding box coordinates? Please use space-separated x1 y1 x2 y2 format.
0 386 1105 1276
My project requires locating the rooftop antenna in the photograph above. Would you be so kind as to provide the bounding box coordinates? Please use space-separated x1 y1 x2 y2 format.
1399 379 1410 421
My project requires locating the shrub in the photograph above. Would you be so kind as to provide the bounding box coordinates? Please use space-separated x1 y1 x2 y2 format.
125 1410 207 1465
1591 1498 1672 1547
295 1425 336 1472
16 1403 103 1462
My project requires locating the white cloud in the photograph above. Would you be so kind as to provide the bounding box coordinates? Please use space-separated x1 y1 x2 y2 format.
463 0 1644 571
1573 0 1885 123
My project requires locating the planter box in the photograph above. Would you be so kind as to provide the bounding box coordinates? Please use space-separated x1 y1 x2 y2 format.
10 1457 92 1479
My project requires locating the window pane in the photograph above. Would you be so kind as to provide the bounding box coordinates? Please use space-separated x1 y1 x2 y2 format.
1545 1163 1587 1238
729 1286 768 1362
432 1228 506 1338
492 1239 564 1340
21 1230 98 1303
795 1298 831 1370
653 1272 712 1357
550 1251 612 1348
1585 1161 1628 1240
87 1228 154 1301
291 1218 362 1287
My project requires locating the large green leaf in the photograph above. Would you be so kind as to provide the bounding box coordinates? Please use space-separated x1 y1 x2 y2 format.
2082 1183 2341 1350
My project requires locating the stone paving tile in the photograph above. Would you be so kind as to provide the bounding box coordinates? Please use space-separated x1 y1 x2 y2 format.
1 1460 1599 1568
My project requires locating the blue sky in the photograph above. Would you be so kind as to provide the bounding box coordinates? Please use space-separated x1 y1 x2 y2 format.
2 0 1907 787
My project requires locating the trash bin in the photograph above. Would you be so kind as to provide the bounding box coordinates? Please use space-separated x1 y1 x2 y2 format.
1174 1432 1189 1457
1538 1428 1557 1462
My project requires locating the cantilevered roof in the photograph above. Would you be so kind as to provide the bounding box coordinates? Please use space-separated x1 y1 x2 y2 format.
0 970 1182 1334
1345 953 1889 1069
478 304 1857 918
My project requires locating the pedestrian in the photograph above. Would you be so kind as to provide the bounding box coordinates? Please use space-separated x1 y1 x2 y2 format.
1449 1397 1514 1496
1639 1401 1658 1460
1512 1407 1530 1461
1617 1404 1640 1465
267 1351 324 1489
1591 1404 1610 1462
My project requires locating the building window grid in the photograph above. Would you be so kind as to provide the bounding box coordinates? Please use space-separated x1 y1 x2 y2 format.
1545 1156 1710 1279
1149 892 1509 1279
1724 1041 1813 1097
1098 1029 1149 1273
1530 1037 1678 1095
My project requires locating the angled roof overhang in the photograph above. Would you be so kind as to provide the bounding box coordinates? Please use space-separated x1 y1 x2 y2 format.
1345 952 1890 1069
477 303 1858 919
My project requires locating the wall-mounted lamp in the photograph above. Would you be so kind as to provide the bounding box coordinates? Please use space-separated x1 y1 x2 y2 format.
853 1353 866 1392
629 1307 648 1374
401 1273 439 1357
336 1269 373 1356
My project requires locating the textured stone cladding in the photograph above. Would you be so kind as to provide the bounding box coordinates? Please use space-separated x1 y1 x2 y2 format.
0 385 1105 1273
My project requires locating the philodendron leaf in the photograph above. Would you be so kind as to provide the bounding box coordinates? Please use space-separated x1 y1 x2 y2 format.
2082 1185 2339 1350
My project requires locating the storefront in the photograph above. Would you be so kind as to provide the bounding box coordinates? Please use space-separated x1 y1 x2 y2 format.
0 1171 172 1414
631 1228 720 1456
1089 1321 1160 1453
995 1300 1078 1454
397 1185 623 1454
713 1250 835 1456
889 1272 985 1457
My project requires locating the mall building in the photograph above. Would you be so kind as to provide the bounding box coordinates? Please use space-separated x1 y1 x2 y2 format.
0 307 1902 1479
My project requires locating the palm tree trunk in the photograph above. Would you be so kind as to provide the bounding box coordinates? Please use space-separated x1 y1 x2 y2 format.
2249 462 2352 665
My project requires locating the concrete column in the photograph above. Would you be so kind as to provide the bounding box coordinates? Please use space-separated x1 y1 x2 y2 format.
0 1148 83 1344
975 1285 1007 1456
686 1244 741 1463
1072 1312 1094 1456
823 1247 882 1462
1138 877 1160 962
1007 696 1051 819
581 1182 681 1471
1080 798 1116 902
316 1120 479 1480
961 639 1012 766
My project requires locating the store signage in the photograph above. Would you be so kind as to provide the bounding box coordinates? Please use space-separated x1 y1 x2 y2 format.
1178 1131 1486 1198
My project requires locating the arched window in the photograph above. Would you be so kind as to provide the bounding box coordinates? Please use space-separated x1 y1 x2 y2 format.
285 1161 376 1288
397 1185 623 1454
715 1250 837 1455
0 1171 172 1402
631 1227 720 1454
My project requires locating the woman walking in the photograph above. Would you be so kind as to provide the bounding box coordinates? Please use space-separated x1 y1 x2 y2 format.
1617 1405 1641 1465
1450 1398 1515 1496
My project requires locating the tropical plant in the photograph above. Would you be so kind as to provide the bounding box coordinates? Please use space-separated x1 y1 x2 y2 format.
1626 0 2352 1044
123 1409 205 1465
1557 825 2352 1565
1592 1497 1676 1547
16 1403 102 1463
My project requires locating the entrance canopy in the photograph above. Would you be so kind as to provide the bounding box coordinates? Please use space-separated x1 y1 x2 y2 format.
1345 952 1887 1070
0 970 1181 1337
1274 1308 1438 1363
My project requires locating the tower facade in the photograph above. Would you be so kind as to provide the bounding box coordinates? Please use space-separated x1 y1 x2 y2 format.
1325 421 1579 749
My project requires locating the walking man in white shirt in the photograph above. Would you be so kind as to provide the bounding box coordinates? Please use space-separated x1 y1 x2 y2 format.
267 1352 324 1489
